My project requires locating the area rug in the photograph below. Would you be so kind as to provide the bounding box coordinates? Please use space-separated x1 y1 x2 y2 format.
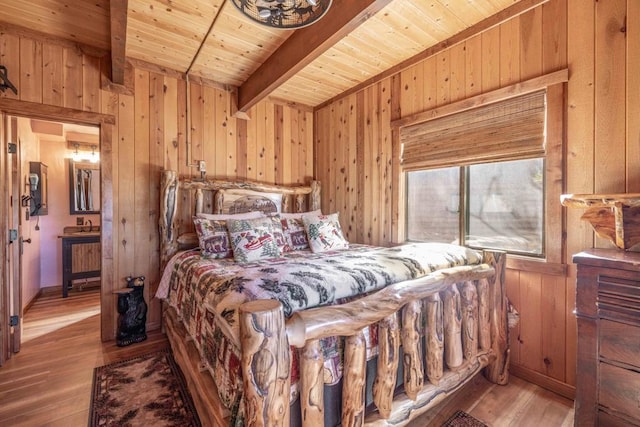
442 410 488 427
89 349 201 427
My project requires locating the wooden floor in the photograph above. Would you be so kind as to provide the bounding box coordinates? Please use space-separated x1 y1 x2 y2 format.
0 288 169 427
0 289 574 427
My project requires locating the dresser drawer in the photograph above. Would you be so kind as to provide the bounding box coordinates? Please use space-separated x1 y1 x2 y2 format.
599 319 640 367
599 362 640 420
599 409 640 426
598 411 640 427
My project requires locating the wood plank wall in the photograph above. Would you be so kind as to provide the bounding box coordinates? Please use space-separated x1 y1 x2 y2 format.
0 29 313 340
315 0 640 396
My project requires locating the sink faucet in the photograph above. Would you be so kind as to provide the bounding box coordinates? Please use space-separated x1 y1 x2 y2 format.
86 219 93 232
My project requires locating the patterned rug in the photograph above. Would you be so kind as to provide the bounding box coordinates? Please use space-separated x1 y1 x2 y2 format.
442 410 488 427
89 349 201 426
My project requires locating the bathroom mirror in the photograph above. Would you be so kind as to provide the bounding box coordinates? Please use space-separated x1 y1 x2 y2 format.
69 159 100 214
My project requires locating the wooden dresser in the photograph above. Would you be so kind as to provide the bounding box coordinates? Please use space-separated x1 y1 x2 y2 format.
574 249 640 426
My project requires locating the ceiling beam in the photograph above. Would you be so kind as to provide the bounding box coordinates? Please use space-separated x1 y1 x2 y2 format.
110 0 129 85
236 0 393 114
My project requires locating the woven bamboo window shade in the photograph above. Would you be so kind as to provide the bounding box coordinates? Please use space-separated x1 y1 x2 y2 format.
400 90 547 170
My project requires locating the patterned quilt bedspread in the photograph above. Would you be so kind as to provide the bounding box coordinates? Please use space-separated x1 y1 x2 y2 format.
156 242 482 412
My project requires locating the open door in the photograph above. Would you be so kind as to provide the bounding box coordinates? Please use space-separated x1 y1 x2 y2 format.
8 116 22 353
0 112 6 365
0 114 22 364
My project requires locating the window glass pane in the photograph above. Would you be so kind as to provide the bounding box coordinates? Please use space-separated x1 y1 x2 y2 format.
406 168 460 244
466 159 544 256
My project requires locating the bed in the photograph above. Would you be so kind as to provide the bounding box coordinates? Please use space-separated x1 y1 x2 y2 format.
157 170 509 427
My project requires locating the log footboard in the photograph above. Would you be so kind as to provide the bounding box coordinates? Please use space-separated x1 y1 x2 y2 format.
239 250 508 427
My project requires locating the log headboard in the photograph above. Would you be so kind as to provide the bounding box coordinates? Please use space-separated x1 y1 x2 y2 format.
159 170 321 266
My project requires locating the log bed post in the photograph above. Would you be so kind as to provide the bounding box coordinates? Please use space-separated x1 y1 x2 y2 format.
372 313 400 419
460 281 479 361
483 250 509 385
401 300 424 400
342 330 367 427
425 293 444 384
239 300 291 427
443 284 463 369
310 181 321 212
160 170 178 267
299 340 324 425
477 278 491 351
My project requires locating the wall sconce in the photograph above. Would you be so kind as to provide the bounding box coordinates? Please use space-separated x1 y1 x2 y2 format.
90 145 99 163
72 143 82 162
71 143 100 163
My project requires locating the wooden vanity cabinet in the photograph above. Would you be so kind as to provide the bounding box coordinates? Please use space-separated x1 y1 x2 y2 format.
573 249 640 426
60 234 101 298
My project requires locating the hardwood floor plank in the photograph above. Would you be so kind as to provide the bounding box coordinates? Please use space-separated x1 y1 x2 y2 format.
0 288 169 427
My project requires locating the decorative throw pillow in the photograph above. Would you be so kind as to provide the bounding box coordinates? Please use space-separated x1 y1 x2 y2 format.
302 212 349 253
195 211 264 221
193 218 233 259
281 217 311 250
227 217 282 263
268 214 292 253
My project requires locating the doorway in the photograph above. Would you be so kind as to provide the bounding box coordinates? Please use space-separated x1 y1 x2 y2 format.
0 100 115 364
15 116 102 343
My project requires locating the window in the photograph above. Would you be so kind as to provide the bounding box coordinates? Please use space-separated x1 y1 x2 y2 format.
397 79 565 263
407 158 545 256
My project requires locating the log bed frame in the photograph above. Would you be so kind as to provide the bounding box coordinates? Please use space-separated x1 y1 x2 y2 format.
159 170 509 427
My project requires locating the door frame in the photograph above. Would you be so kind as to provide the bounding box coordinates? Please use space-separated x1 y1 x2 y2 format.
8 116 21 354
0 98 116 353
1 112 7 365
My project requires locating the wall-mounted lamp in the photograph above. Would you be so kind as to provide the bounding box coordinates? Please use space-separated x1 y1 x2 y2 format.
71 143 100 163
89 145 99 163
72 143 82 162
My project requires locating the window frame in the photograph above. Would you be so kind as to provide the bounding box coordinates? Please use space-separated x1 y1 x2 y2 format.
405 158 547 258
391 71 567 274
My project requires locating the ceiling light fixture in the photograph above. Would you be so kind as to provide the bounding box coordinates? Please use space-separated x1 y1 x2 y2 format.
231 0 332 29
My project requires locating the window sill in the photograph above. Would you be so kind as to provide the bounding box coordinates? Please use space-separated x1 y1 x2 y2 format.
506 256 567 276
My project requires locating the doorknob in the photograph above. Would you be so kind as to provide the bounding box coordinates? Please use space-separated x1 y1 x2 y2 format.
23 238 32 244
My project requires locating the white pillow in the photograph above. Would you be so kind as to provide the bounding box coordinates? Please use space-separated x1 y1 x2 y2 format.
195 211 265 221
278 209 322 219
302 212 349 253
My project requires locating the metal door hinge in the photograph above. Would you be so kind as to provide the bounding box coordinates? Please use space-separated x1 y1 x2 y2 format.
7 142 17 154
9 315 18 326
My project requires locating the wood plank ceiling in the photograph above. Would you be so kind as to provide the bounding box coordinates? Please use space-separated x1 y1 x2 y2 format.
0 0 532 110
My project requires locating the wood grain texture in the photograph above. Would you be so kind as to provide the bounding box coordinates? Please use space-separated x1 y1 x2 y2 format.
239 300 291 427
401 300 424 401
573 250 640 426
0 114 6 366
314 1 580 397
1 25 314 341
287 264 494 347
299 340 324 426
477 278 491 351
372 313 400 419
443 284 463 369
484 251 509 385
459 281 478 362
0 291 572 426
425 293 444 385
342 330 367 427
